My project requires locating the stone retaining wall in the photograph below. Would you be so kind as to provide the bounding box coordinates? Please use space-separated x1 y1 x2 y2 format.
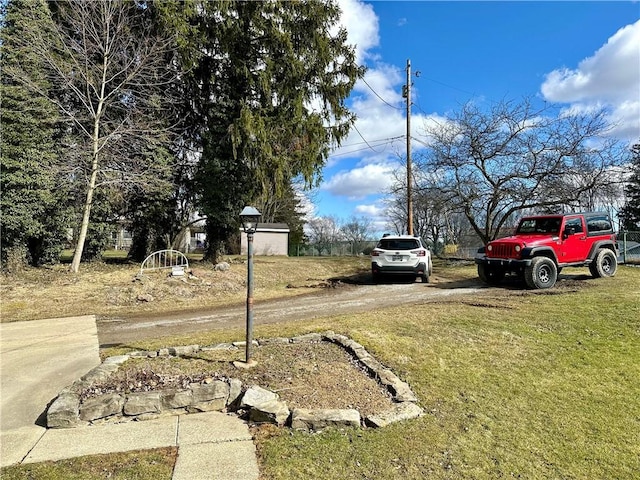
47 331 423 431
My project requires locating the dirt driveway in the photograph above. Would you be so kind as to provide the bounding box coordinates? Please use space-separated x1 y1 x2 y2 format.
97 275 485 347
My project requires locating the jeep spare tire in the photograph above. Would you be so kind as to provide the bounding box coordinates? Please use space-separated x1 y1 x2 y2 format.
589 248 618 278
524 257 557 289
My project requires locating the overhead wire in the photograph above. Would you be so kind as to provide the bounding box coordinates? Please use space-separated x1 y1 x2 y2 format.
336 76 404 156
329 136 404 158
360 77 404 111
336 135 404 149
352 123 383 153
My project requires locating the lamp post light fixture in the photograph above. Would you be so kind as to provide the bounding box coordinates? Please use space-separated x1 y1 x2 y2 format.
240 206 261 365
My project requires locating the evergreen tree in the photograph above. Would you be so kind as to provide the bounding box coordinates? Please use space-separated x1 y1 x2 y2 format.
0 0 70 270
162 0 364 261
620 144 640 230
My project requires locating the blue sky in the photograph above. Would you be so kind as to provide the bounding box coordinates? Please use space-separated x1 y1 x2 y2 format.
307 1 640 231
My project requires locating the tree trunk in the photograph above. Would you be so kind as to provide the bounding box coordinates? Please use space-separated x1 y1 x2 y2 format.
70 154 99 273
70 61 107 273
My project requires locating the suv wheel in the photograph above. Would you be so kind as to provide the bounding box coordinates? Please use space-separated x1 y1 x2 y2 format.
477 264 505 285
524 257 557 289
589 248 617 278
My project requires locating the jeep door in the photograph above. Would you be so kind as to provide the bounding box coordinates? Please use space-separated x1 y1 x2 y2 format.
560 216 590 263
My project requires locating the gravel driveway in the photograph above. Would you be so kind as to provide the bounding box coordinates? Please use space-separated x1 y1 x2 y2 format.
97 276 485 347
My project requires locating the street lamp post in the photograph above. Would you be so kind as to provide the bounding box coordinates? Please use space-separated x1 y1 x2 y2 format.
240 206 261 365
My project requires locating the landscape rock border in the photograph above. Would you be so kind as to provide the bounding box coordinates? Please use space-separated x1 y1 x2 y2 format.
47 331 423 431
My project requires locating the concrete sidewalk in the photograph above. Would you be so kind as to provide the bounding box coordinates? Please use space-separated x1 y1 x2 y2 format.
0 315 260 479
23 411 259 480
1 315 100 466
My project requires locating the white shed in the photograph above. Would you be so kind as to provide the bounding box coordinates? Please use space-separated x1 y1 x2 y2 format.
240 223 290 256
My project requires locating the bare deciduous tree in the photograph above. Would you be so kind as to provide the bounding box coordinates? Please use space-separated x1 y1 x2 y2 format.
340 216 374 254
417 98 629 244
7 0 179 272
305 216 341 255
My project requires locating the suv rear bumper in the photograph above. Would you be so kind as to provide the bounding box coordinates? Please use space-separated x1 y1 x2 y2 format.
372 262 428 276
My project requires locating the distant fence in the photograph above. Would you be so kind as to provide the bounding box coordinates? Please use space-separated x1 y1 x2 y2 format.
290 231 640 264
290 241 377 257
290 240 480 259
619 231 640 264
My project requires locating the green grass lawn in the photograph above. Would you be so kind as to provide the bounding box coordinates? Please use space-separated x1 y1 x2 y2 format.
253 266 640 479
0 449 176 480
3 263 638 479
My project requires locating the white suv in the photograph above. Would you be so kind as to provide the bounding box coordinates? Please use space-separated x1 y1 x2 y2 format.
371 235 432 283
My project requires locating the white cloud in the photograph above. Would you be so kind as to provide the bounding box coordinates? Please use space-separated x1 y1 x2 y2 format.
354 203 391 236
330 1 446 162
330 64 444 167
541 20 640 141
336 0 379 64
294 187 317 222
319 0 443 218
322 162 398 199
354 203 384 216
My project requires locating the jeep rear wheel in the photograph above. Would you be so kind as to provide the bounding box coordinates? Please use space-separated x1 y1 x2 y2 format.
589 248 617 278
478 264 505 285
524 257 557 289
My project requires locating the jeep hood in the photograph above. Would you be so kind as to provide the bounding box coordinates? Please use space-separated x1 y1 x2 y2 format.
492 235 559 246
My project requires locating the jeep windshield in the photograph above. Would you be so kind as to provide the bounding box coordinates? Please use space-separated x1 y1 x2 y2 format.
516 217 561 235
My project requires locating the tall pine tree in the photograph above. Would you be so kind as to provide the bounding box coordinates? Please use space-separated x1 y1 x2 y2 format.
0 0 70 270
161 0 364 261
620 144 640 230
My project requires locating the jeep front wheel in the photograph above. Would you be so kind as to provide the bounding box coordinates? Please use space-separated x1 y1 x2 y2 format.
478 264 505 285
589 248 618 278
524 257 557 289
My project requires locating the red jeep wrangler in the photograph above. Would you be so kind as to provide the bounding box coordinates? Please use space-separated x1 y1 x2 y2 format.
475 212 618 289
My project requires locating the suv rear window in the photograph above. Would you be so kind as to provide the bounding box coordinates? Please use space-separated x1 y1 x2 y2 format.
377 239 420 250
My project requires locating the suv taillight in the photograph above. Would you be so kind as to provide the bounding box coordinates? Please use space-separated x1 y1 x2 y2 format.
371 250 381 257
411 250 426 256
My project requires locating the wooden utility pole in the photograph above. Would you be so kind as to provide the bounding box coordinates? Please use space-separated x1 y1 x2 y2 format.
405 59 413 236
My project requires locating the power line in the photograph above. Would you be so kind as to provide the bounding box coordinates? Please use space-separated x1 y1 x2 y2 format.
421 75 502 105
329 137 404 158
410 136 431 148
337 135 404 149
361 77 403 111
329 141 398 158
352 123 383 154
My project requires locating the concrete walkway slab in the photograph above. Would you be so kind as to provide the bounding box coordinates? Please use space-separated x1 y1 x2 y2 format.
173 441 260 480
1 315 100 467
178 412 252 445
24 416 179 464
0 426 45 467
12 411 259 480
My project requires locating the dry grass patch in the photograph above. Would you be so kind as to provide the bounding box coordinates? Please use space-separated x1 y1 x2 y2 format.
0 255 370 322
